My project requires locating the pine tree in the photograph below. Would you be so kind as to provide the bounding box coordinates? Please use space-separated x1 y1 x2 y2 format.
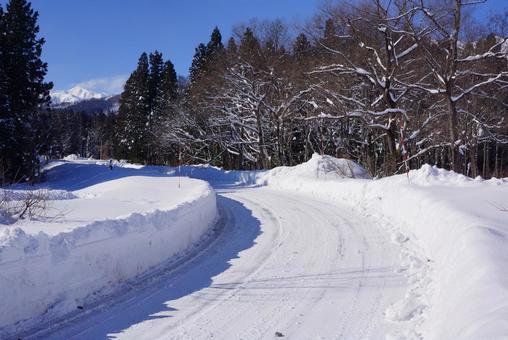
115 52 150 163
293 33 311 60
227 37 238 55
148 50 164 119
0 0 52 183
189 27 224 87
239 28 262 66
161 59 178 104
207 26 223 55
189 43 208 85
0 6 6 114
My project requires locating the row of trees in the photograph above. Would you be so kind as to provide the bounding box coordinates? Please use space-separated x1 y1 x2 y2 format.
50 110 115 160
114 51 179 164
1 0 506 182
117 0 507 177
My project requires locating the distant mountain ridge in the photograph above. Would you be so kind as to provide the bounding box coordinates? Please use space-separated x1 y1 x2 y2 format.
51 86 107 106
50 86 120 114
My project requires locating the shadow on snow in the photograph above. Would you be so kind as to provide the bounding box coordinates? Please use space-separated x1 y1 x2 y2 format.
44 195 262 340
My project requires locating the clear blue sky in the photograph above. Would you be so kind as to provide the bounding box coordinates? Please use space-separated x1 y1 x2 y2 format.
29 0 321 93
15 0 508 93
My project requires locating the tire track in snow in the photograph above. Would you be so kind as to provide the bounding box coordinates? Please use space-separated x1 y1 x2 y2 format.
39 187 407 340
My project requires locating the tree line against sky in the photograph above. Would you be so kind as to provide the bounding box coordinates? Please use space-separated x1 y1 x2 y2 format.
0 0 507 183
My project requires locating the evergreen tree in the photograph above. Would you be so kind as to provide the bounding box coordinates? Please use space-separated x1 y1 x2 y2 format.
293 33 311 60
239 28 262 65
189 27 224 87
227 37 238 55
115 52 150 163
207 26 223 55
161 59 178 104
0 0 52 183
148 50 164 118
189 43 208 85
0 6 6 114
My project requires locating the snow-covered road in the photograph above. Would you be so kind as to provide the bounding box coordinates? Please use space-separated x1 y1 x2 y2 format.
38 187 406 339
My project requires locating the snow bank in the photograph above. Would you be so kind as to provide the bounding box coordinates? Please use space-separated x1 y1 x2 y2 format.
260 153 371 181
259 154 508 339
0 170 217 335
169 164 263 186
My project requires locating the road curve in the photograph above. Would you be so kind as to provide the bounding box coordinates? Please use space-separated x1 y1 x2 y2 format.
40 187 406 339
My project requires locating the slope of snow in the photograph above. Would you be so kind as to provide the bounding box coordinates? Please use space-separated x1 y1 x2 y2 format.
0 160 217 337
258 154 508 339
51 86 107 106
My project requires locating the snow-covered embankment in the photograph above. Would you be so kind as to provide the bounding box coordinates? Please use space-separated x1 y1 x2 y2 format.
0 172 217 335
258 154 508 339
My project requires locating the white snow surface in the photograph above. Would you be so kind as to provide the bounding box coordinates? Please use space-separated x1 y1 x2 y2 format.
2 154 507 339
0 160 217 336
259 154 508 339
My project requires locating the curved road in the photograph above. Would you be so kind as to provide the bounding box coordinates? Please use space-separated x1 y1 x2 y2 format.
40 187 406 339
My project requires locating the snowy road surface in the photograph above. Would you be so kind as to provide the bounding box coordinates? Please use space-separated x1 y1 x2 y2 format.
39 187 406 339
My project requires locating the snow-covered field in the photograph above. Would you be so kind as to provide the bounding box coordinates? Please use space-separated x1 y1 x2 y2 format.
1 155 507 339
0 159 217 337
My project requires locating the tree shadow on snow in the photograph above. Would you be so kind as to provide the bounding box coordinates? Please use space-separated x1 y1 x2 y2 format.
44 195 261 339
12 161 262 192
39 162 172 191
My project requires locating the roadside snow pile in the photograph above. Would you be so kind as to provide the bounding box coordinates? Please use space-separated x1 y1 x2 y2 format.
0 161 217 336
257 153 371 195
405 163 507 186
260 153 371 182
259 154 508 339
170 164 264 186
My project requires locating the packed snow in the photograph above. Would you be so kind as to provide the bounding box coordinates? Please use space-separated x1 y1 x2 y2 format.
0 159 217 337
1 154 506 339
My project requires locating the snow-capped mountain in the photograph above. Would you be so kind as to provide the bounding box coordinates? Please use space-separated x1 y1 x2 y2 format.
51 86 108 106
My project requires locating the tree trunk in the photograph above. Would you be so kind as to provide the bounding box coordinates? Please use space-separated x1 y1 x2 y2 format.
255 106 267 169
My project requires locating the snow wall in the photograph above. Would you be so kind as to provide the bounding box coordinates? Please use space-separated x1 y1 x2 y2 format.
0 181 217 334
258 153 508 339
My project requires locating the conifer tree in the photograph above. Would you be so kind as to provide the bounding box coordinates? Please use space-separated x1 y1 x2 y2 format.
0 0 52 183
148 50 164 119
209 26 224 53
239 28 262 66
189 43 208 85
0 6 6 114
161 60 178 104
115 52 150 163
293 33 311 60
207 26 224 54
227 37 238 55
189 27 224 88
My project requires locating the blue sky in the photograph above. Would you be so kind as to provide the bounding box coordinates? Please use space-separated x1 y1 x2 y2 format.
19 0 507 93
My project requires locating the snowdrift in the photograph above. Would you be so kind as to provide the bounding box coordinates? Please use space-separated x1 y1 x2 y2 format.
258 154 508 339
0 162 217 336
169 164 263 186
